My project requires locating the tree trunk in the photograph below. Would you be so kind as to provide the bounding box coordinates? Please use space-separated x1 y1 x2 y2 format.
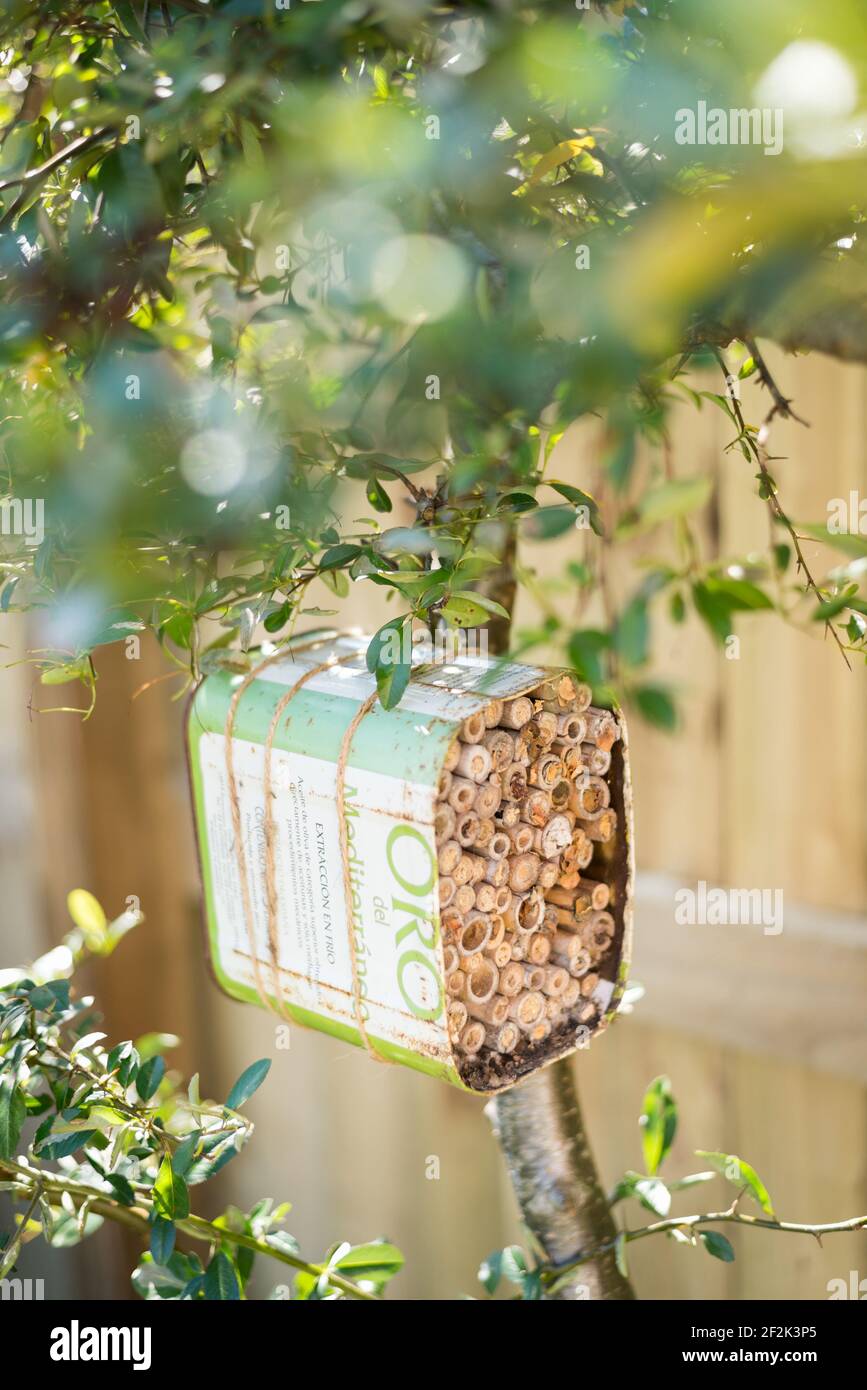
486 1063 635 1299
477 518 636 1301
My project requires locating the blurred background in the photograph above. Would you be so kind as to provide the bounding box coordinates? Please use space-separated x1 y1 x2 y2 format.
5 347 866 1300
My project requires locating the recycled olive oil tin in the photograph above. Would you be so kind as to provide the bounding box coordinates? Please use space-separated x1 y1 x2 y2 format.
186 634 633 1093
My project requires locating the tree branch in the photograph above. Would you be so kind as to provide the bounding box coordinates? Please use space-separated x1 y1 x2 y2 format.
0 1156 378 1300
711 348 850 668
544 1205 867 1289
487 1061 636 1300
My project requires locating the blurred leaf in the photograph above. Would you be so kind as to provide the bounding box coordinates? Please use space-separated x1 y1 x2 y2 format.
640 1076 677 1175
376 654 412 709
639 477 713 527
66 889 106 949
568 629 609 685
692 581 733 645
696 1151 775 1217
527 136 596 186
334 1241 403 1289
633 683 677 730
615 597 649 667
478 1249 504 1295
0 1081 25 1159
704 576 772 611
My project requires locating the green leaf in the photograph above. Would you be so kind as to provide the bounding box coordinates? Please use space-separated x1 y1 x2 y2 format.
812 586 859 621
135 1055 165 1102
376 655 412 710
523 504 578 540
106 1173 136 1207
263 601 292 634
700 1230 735 1262
114 0 149 45
798 523 867 559
610 1171 671 1217
773 543 791 573
497 490 538 513
0 576 20 612
48 1205 104 1247
448 590 510 621
548 482 603 535
39 659 90 687
38 1130 100 1159
366 477 392 513
69 1030 107 1058
204 1250 241 1301
150 1218 176 1265
366 615 410 673
633 683 677 731
134 1032 179 1061
639 476 713 527
153 1155 190 1222
66 889 107 948
668 1171 716 1192
614 1230 629 1279
226 1058 271 1111
703 576 773 611
132 1250 200 1300
171 1130 202 1178
499 1244 530 1285
695 1151 775 1217
640 1076 677 1175
692 581 733 645
334 1241 404 1289
372 64 389 99
478 1249 504 1295
604 430 635 491
160 607 194 650
614 597 649 667
0 1080 26 1159
107 1041 140 1087
567 629 609 685
319 543 362 572
441 596 491 628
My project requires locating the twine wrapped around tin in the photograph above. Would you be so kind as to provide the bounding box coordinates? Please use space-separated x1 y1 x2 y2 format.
187 632 634 1094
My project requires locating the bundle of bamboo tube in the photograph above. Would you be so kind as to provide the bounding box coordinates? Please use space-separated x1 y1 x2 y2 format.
436 673 622 1080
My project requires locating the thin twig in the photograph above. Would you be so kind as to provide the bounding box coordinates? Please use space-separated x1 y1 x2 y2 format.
711 348 850 668
743 336 809 427
545 1206 867 1285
